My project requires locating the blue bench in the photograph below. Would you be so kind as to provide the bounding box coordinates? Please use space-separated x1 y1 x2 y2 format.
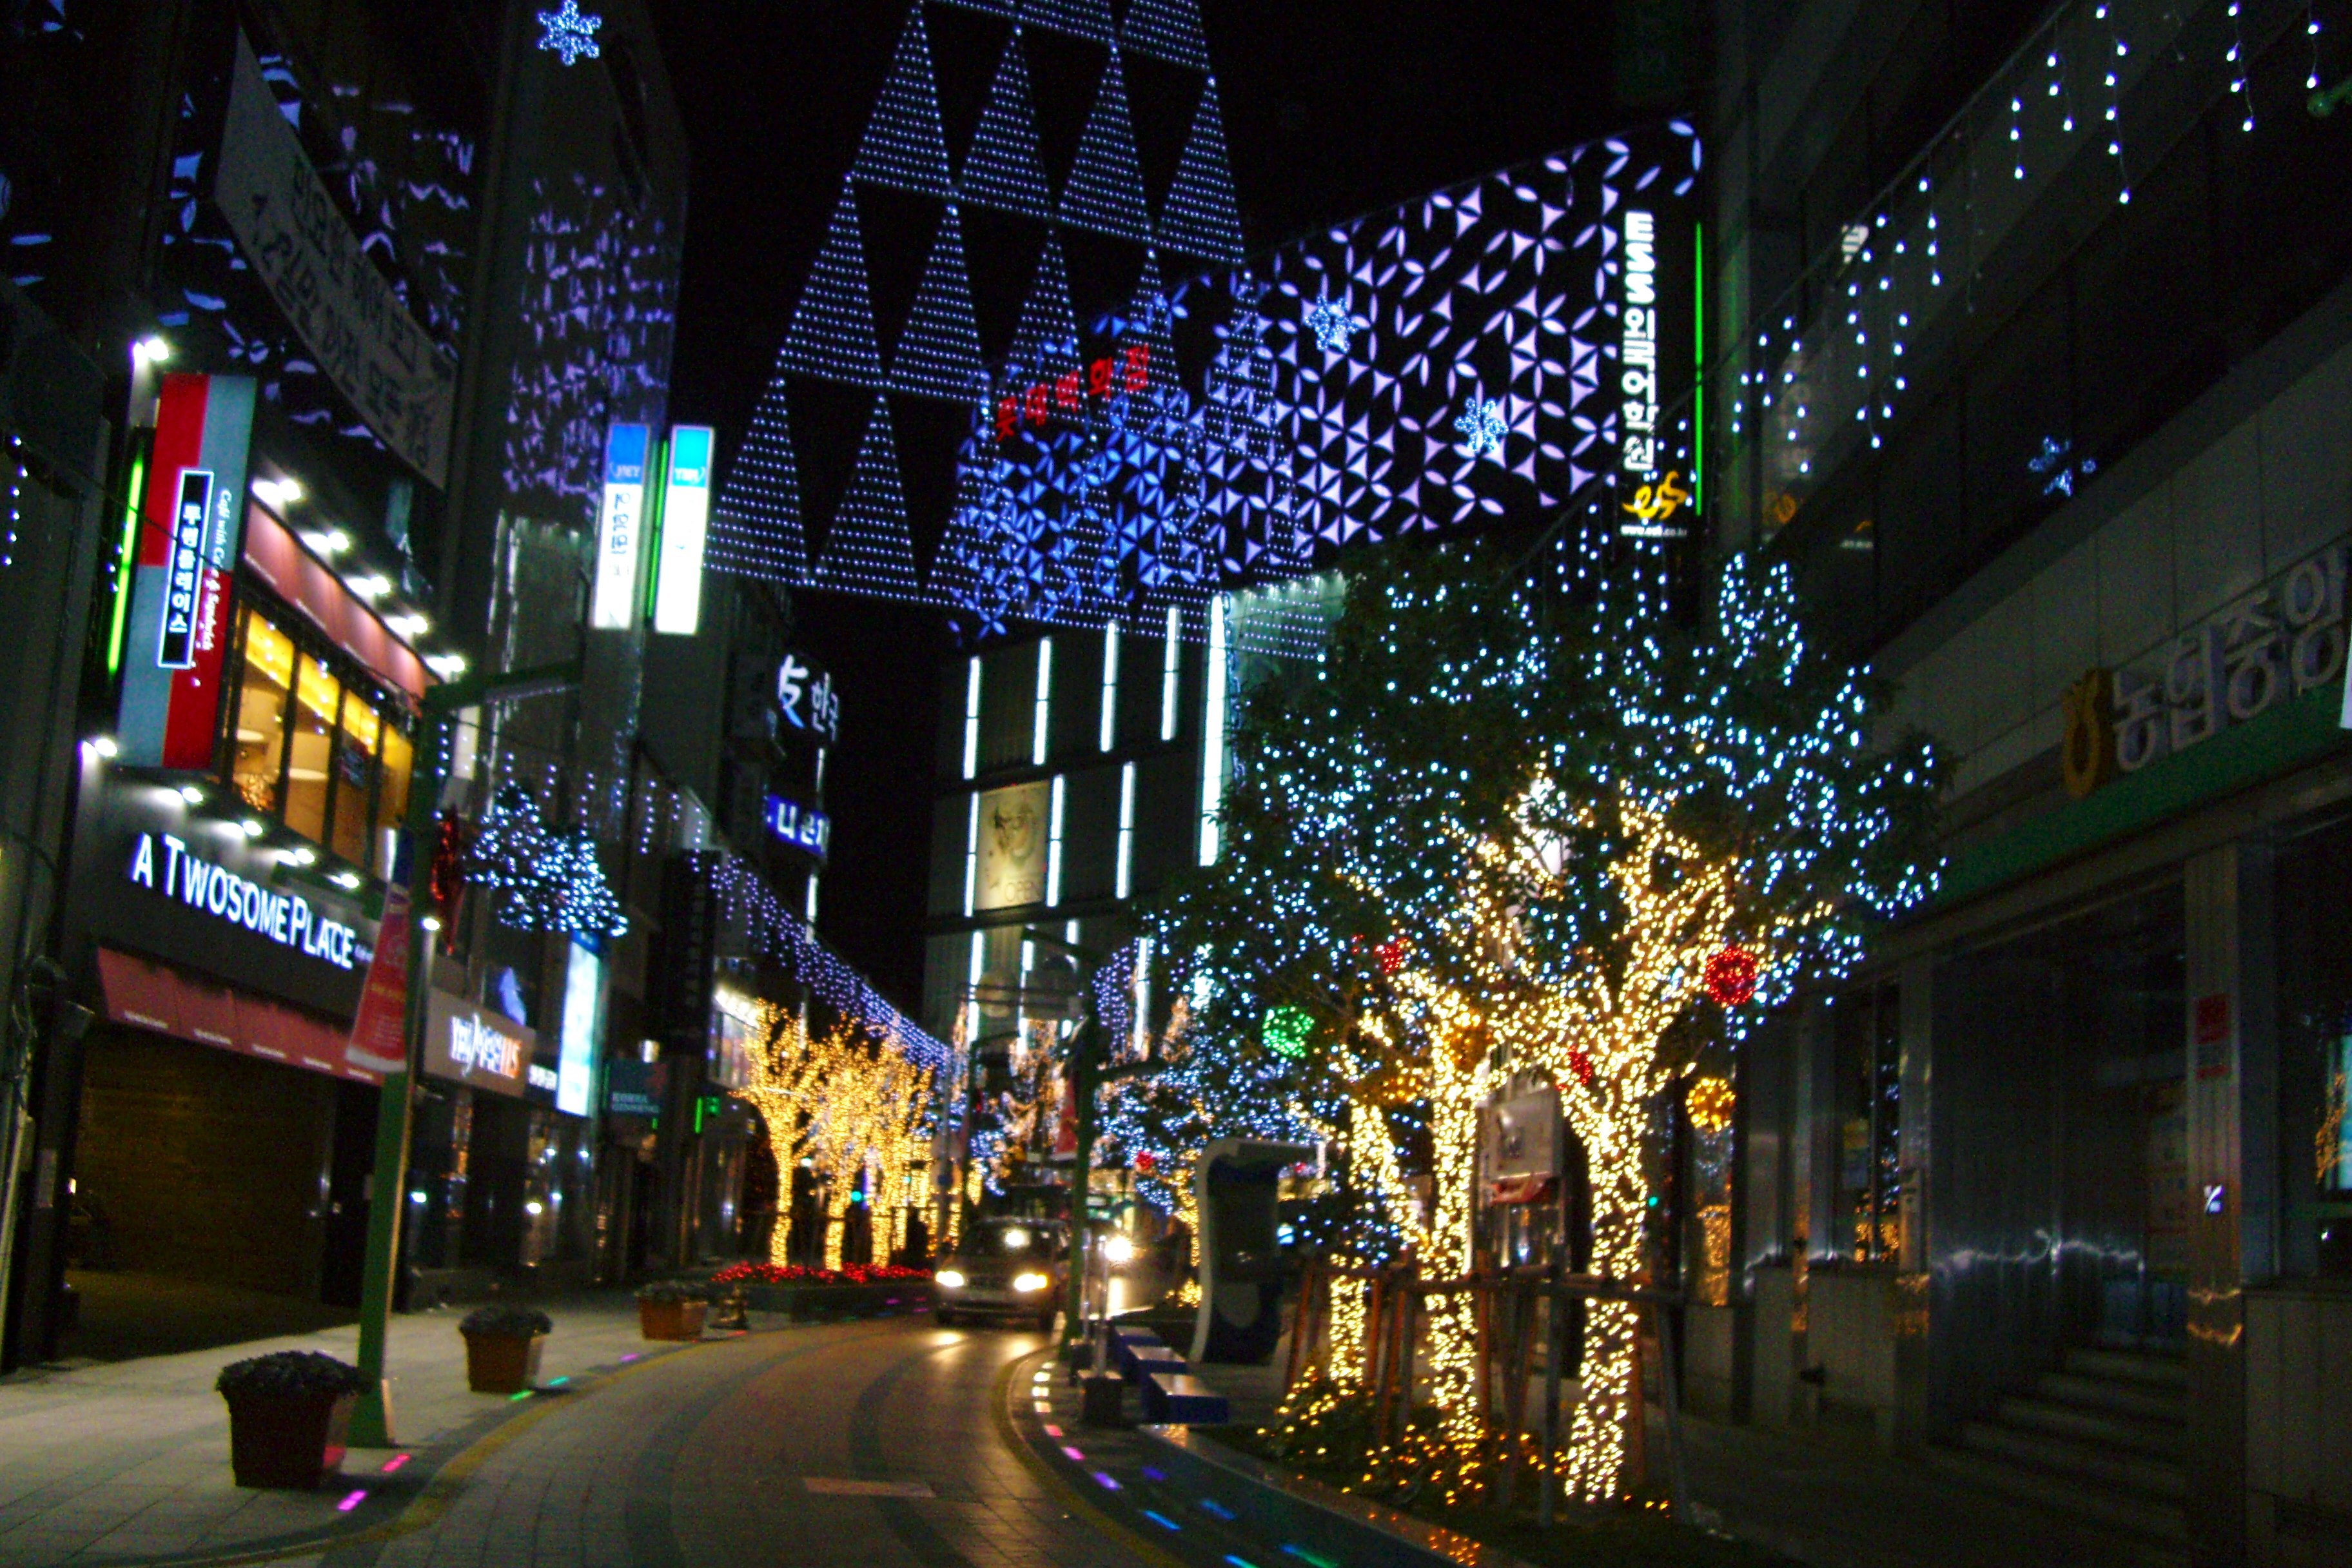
1141 1371 1228 1425
1112 1328 1164 1376
1127 1346 1186 1387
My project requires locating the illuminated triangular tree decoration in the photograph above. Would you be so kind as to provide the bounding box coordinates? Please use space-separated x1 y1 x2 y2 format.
891 203 987 400
501 828 627 939
1158 79 1244 263
1059 52 1152 242
1147 544 1941 1503
852 2 955 198
1121 0 1211 70
1008 233 1080 369
1021 0 1113 45
463 783 549 890
709 378 808 582
959 35 1054 222
781 182 885 386
812 395 923 600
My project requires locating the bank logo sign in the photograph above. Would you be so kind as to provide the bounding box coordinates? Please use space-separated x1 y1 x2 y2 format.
126 831 359 970
591 422 650 631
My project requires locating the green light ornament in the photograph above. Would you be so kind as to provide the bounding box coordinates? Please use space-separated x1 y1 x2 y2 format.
1262 1005 1313 1058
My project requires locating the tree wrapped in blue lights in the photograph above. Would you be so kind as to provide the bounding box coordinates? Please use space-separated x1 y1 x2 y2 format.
1146 541 1941 1502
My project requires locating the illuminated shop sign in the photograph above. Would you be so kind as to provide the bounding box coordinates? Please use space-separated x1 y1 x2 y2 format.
126 831 358 970
763 794 830 863
558 939 603 1117
992 346 1151 443
775 652 839 745
120 375 255 768
652 424 714 636
424 990 533 1098
1621 209 1661 476
591 422 649 630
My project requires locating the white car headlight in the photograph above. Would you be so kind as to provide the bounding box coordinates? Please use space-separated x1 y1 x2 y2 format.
1102 1235 1135 1265
1012 1271 1050 1293
936 1269 966 1289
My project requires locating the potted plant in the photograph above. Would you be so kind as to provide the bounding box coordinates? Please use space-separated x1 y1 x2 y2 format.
215 1351 370 1489
458 1304 553 1394
636 1280 709 1341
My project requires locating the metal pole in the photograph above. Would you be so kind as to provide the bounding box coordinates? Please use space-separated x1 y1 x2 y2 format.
348 699 449 1447
1063 1015 1096 1349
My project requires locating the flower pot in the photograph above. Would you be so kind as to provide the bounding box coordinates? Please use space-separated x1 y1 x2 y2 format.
462 1331 547 1394
224 1391 357 1490
638 1299 707 1340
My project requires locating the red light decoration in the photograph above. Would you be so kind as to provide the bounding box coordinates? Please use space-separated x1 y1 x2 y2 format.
1703 946 1759 1008
1133 1150 1157 1175
1374 937 1409 976
1566 1049 1594 1088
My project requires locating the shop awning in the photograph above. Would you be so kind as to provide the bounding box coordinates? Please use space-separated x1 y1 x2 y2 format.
97 948 380 1086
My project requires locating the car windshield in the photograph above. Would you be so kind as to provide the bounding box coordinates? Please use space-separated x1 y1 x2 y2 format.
960 1222 1064 1260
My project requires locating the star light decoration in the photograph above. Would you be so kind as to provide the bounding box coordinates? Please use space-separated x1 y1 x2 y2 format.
1304 291 1355 354
1143 542 1943 1507
1455 397 1507 460
536 1 602 66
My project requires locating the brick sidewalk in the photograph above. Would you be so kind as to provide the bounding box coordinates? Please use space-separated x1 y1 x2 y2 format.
0 1291 705 1565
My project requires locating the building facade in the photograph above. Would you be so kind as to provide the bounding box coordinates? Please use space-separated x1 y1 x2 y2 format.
1709 0 2352 1560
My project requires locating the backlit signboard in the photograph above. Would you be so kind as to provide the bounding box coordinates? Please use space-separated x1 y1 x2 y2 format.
763 794 830 865
591 423 649 630
774 652 839 745
424 990 534 1099
119 375 255 768
653 425 713 635
558 939 603 1117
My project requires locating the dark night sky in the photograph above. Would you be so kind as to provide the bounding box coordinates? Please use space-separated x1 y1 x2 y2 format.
642 0 1627 1012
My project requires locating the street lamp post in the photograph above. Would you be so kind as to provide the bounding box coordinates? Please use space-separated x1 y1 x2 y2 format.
349 660 579 1448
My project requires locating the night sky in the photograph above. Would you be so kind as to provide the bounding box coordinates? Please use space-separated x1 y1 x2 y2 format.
644 0 1625 1011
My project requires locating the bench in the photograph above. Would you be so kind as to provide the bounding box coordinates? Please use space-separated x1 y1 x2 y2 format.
1112 1328 1165 1375
1126 1347 1186 1387
1141 1371 1228 1426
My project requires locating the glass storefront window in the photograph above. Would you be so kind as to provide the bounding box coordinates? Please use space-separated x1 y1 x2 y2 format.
2274 814 2352 1278
285 654 341 843
376 727 414 875
231 611 294 814
1831 982 1902 1262
331 694 380 867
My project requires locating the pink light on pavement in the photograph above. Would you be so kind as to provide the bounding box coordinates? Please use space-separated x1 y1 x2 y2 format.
378 1455 411 1474
1061 1446 1084 1462
337 1490 367 1512
1041 1424 1063 1437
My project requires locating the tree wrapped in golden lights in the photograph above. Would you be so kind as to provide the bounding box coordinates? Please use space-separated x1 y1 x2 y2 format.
735 1006 935 1270
1148 541 1940 1504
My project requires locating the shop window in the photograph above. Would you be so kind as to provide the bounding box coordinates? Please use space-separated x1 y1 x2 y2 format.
331 693 380 868
284 654 341 843
375 726 413 876
2275 815 2352 1278
1831 982 1902 1262
231 611 294 814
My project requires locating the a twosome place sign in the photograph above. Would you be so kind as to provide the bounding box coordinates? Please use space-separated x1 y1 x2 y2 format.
126 831 359 971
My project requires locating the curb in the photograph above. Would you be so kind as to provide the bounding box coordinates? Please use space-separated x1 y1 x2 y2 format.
988 1348 1193 1568
1134 1424 1537 1568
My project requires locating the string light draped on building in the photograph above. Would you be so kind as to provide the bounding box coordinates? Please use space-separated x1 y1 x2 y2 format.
709 0 1239 609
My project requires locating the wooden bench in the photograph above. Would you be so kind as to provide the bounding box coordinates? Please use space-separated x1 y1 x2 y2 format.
1141 1371 1228 1425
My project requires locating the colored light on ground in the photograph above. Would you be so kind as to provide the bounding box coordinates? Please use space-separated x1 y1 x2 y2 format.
336 1490 366 1512
1141 1467 1166 1481
547 1376 569 1386
1142 1511 1181 1531
378 1455 411 1474
1225 1558 1260 1568
509 1391 533 1401
1061 1446 1084 1462
1093 1473 1121 1491
1199 1499 1235 1520
1042 1424 1063 1437
621 1353 639 1362
1281 1548 1337 1568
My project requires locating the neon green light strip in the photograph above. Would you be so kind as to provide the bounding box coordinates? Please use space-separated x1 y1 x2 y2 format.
642 436 668 623
106 443 149 677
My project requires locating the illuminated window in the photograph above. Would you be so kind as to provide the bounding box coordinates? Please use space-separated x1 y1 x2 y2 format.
1099 622 1120 752
331 694 380 867
962 792 979 917
1159 606 1181 741
1032 637 1054 765
1198 594 1228 866
284 654 341 843
962 656 981 779
965 929 985 1045
1132 937 1152 1057
1045 776 1066 906
375 727 413 876
230 611 293 815
1115 761 1135 900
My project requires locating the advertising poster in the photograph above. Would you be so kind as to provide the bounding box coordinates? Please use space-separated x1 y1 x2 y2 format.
975 781 1049 911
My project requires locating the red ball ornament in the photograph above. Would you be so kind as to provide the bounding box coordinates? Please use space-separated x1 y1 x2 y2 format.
1704 946 1760 1008
1134 1151 1157 1175
1374 937 1408 976
1566 1050 1594 1088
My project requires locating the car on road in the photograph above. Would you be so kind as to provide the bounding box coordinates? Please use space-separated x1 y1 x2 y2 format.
932 1217 1068 1329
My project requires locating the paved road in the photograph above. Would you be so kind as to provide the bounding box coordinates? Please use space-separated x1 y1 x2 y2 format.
291 1313 1270 1568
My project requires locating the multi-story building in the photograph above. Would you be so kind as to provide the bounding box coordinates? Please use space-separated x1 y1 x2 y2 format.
1709 1 2352 1560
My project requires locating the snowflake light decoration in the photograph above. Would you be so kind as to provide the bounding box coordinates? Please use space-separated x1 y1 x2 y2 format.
1304 291 1354 354
1456 397 1507 460
536 1 602 66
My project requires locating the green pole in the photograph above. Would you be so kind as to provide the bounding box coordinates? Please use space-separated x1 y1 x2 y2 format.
348 698 450 1447
1063 1015 1097 1350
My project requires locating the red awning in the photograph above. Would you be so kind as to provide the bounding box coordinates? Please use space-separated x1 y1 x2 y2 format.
96 948 380 1085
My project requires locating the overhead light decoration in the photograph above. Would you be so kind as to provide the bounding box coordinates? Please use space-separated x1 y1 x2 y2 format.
1305 291 1354 354
426 653 467 679
133 335 172 365
464 783 549 892
498 828 626 938
1702 946 1760 1008
536 0 602 66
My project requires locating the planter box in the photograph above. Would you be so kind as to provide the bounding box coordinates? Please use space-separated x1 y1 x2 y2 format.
462 1331 547 1394
638 1299 707 1340
224 1391 357 1490
739 1280 930 1320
